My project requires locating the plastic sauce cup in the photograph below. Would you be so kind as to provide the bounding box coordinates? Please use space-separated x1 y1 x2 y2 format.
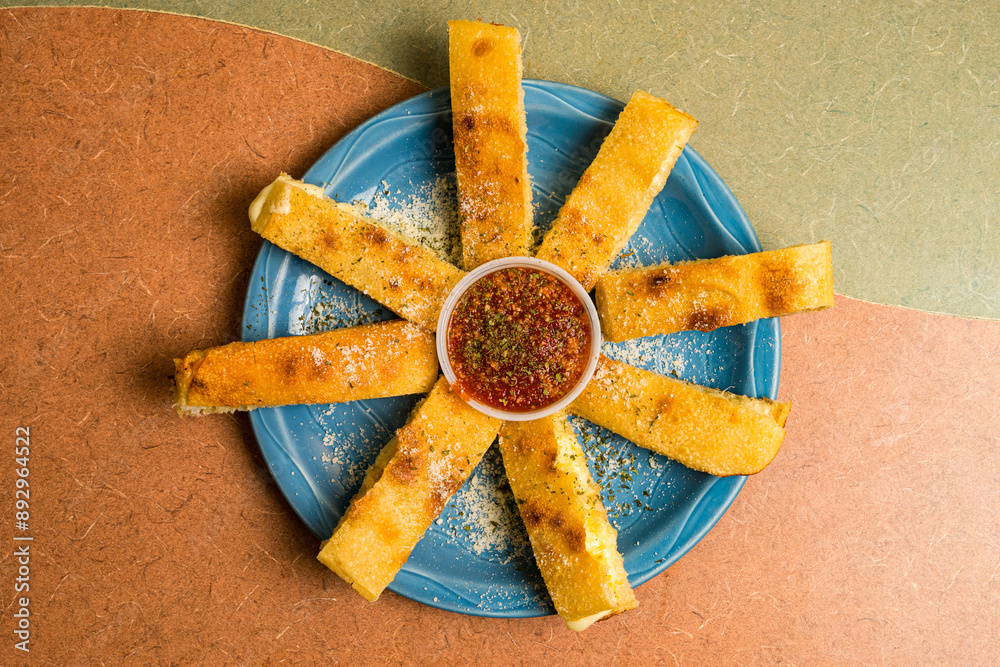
436 257 602 422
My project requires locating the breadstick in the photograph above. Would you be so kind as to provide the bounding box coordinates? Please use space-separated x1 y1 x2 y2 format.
449 19 533 269
173 320 437 416
536 91 698 289
500 413 636 631
596 242 834 341
250 174 465 331
568 357 789 476
317 377 502 601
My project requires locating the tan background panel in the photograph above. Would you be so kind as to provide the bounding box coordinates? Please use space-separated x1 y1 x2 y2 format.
2 1 998 320
1 8 998 664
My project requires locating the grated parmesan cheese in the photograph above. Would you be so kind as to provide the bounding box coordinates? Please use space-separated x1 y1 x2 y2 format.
440 444 530 564
365 177 462 266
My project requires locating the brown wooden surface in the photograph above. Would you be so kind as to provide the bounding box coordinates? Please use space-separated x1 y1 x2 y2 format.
1 8 998 665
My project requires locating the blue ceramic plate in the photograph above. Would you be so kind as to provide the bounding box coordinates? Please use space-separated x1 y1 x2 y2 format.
242 80 779 617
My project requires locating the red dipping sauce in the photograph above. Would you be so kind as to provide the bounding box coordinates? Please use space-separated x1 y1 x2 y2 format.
446 267 592 412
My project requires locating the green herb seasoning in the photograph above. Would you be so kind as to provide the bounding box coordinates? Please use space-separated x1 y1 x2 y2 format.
447 267 591 411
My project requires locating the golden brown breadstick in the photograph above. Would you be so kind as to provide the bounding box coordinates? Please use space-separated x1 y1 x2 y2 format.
596 242 834 342
568 357 789 476
500 413 636 631
536 91 698 289
249 174 465 331
449 20 533 269
317 377 502 601
173 320 437 416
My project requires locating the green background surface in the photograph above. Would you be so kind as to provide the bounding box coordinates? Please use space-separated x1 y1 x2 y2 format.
7 0 999 319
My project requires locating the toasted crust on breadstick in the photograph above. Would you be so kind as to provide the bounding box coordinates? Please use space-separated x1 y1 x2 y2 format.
500 413 636 631
596 242 834 342
317 377 501 601
173 321 437 416
535 91 698 290
568 357 789 476
449 20 533 269
250 175 465 331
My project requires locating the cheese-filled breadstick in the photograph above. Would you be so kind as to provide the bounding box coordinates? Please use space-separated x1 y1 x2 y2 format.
317 377 502 601
500 413 636 631
449 19 533 269
173 320 437 416
596 242 834 342
249 174 465 331
536 91 698 290
568 357 790 476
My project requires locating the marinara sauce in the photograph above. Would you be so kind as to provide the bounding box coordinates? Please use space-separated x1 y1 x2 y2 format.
446 267 591 412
